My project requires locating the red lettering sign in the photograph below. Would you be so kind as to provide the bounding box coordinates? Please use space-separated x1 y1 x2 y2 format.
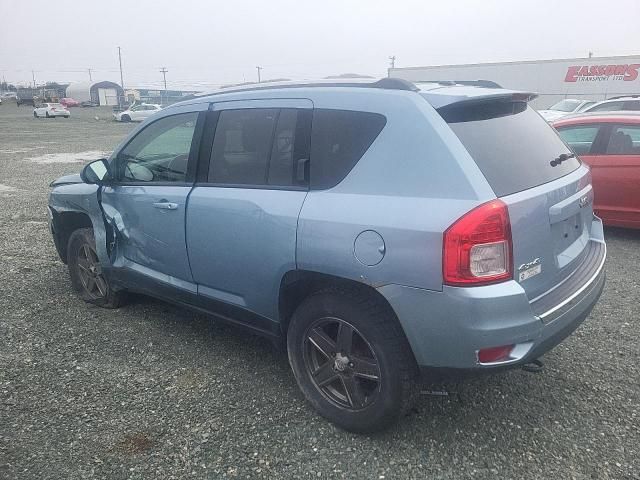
564 63 640 82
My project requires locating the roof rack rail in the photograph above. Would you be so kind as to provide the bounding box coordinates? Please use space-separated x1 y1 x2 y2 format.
183 78 420 99
418 79 503 89
607 94 640 100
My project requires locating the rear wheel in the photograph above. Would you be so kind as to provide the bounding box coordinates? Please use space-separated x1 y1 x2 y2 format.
287 287 419 432
121 114 131 122
67 228 125 308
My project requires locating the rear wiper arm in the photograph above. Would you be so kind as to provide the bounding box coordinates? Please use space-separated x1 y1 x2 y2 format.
550 152 576 167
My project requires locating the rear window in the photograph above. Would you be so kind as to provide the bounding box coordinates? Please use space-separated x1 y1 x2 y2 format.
310 109 386 190
440 102 580 197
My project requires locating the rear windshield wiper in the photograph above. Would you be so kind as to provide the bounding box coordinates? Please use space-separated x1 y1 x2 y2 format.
550 152 576 167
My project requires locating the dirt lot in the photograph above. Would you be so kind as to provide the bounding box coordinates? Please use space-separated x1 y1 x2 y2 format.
0 104 638 480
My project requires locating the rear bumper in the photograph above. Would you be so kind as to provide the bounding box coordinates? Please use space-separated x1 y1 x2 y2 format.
379 220 606 371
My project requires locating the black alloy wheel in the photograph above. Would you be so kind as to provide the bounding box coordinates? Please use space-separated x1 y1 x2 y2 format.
303 317 381 410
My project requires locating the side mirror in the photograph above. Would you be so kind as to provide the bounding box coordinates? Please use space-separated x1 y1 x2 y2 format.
80 159 111 185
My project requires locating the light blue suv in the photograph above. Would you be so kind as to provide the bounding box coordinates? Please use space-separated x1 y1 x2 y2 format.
48 78 606 432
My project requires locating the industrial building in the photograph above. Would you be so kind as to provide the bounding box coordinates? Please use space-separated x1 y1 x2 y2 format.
65 81 125 106
389 54 640 108
124 87 200 105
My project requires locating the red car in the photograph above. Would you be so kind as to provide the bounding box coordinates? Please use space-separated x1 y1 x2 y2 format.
553 112 640 228
60 97 80 108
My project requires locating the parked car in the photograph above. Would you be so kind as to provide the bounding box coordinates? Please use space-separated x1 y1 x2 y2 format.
581 96 640 113
60 97 80 108
553 112 640 228
16 92 38 106
538 98 595 122
34 103 70 118
48 78 606 432
113 103 162 122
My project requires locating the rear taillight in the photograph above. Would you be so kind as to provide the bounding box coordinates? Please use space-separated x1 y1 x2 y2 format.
443 199 512 286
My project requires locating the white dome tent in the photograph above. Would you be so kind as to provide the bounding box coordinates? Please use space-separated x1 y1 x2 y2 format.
65 81 124 106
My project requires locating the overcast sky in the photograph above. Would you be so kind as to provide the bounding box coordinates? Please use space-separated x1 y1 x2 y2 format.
1 0 638 90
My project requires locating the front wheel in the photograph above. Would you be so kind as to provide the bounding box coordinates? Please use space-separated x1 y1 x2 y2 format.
120 114 131 122
45 111 50 118
33 111 38 118
67 228 125 308
287 287 418 433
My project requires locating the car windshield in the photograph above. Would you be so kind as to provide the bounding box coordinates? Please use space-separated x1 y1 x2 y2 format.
548 99 581 112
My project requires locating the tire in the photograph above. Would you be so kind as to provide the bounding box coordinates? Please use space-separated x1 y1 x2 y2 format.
33 111 38 118
287 287 419 433
64 115 70 119
67 228 125 308
121 114 131 122
45 111 50 118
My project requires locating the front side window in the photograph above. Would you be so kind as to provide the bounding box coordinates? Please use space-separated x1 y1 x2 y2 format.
548 99 581 112
606 125 640 155
557 125 601 155
208 108 311 187
117 112 198 183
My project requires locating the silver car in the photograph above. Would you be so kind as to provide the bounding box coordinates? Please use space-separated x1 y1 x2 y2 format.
48 78 606 432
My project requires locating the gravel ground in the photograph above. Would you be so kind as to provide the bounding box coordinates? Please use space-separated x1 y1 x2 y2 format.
0 104 638 480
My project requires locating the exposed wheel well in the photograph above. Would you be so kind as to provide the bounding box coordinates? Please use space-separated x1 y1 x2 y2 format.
51 210 93 263
278 270 401 336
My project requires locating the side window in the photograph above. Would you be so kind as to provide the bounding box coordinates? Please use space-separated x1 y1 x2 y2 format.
557 125 600 155
589 101 624 112
117 112 198 183
208 108 311 187
606 125 640 155
310 109 387 190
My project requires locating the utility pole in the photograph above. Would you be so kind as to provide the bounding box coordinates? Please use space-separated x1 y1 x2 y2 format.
160 67 168 90
159 67 168 105
256 66 262 83
389 56 396 69
32 70 36 88
88 68 92 81
588 51 594 58
117 47 124 89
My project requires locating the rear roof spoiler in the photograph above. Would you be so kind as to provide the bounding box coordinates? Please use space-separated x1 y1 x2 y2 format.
422 89 538 109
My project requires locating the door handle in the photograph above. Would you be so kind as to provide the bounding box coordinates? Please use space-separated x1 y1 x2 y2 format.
152 201 178 210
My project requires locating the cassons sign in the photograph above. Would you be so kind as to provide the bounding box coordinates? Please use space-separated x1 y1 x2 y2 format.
564 64 640 82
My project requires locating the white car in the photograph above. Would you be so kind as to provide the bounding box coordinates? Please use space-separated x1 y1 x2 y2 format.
33 103 70 118
580 96 640 113
538 99 595 122
113 104 162 122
